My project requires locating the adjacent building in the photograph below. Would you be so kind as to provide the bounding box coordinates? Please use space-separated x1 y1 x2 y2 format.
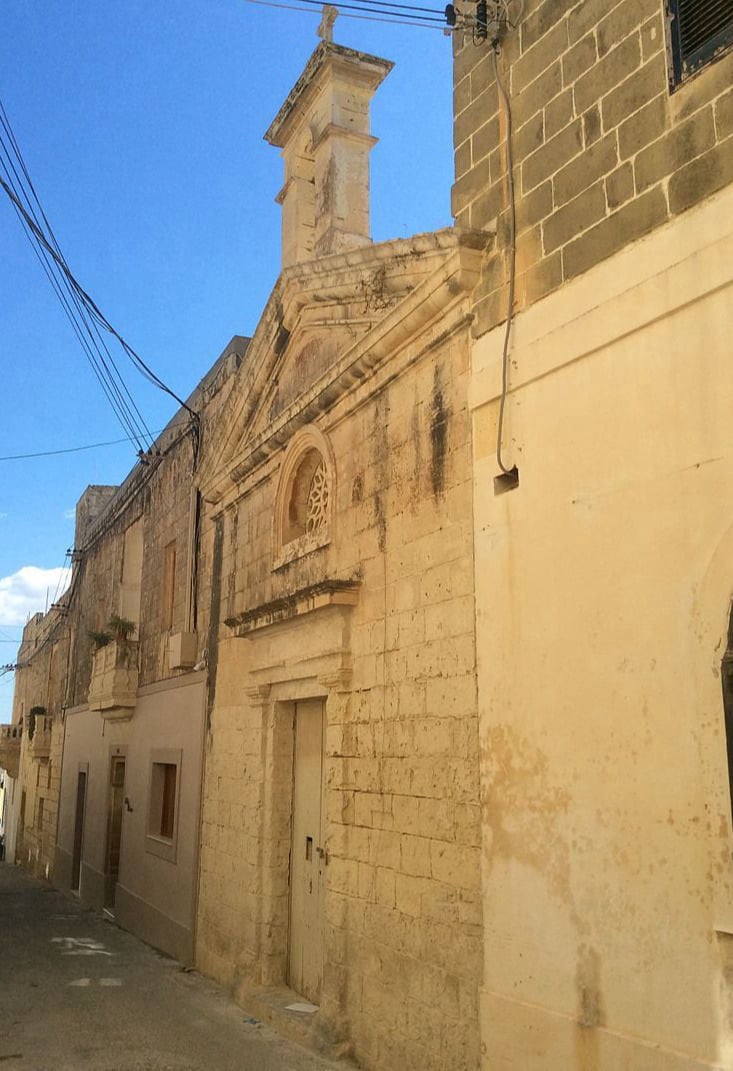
453 0 733 1067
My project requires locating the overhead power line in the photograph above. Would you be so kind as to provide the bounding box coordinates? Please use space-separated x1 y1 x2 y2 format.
274 0 447 22
240 0 454 28
0 98 200 457
0 105 155 454
0 427 172 462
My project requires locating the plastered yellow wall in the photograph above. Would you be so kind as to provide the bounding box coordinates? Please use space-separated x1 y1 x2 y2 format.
471 184 733 1069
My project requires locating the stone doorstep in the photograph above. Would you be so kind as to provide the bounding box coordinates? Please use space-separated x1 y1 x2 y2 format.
237 984 356 1065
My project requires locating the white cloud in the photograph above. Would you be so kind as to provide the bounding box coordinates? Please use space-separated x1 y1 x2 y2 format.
0 566 71 627
63 508 75 521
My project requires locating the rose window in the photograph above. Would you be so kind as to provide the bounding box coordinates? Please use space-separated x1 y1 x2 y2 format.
283 447 331 546
305 461 329 534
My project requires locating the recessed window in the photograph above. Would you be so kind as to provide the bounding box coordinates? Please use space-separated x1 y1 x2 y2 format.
146 749 181 862
150 763 176 839
284 448 330 545
273 428 334 569
667 0 733 87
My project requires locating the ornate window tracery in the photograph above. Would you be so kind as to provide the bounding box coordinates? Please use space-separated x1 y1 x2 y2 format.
305 460 329 534
274 428 334 568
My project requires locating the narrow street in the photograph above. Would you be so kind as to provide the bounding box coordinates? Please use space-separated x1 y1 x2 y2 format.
0 865 344 1071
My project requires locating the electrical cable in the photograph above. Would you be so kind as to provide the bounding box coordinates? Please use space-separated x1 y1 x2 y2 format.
0 428 173 462
0 161 151 453
50 552 72 607
0 124 156 453
240 0 454 29
0 125 154 451
491 45 517 477
0 99 198 443
0 163 159 448
268 0 446 22
0 107 156 451
297 0 448 14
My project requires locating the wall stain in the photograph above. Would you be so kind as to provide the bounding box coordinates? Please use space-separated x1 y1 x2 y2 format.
574 944 603 1071
482 724 573 908
206 514 225 730
430 364 449 499
226 506 238 621
373 394 389 552
484 726 614 1064
410 392 422 512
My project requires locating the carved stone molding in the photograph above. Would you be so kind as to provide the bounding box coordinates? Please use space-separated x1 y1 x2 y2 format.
225 579 360 638
244 684 272 707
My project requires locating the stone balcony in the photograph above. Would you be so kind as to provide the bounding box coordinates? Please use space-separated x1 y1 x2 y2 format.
29 715 52 760
0 724 22 778
88 639 139 720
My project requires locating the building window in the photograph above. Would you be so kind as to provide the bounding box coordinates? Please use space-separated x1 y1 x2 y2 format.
146 749 181 862
667 0 733 87
285 449 330 544
36 797 44 831
274 427 334 568
162 541 176 631
149 763 176 839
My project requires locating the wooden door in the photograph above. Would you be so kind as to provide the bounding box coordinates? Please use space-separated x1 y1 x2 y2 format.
288 699 326 1003
104 757 125 909
71 770 87 891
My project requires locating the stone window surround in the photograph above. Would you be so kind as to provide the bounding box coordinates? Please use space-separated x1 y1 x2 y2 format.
273 424 335 570
145 747 182 864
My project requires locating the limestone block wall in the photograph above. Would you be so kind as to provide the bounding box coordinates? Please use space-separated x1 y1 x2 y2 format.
196 324 482 1070
11 615 68 879
453 0 733 336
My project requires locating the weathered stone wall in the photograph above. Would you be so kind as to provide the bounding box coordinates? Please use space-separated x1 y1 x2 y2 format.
8 344 244 887
453 0 733 335
66 349 243 706
196 315 482 1070
11 614 68 878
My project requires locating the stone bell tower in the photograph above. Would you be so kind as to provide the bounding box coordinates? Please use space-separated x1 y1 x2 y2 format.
264 18 393 268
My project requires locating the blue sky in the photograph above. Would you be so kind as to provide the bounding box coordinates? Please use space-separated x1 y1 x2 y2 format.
0 1 455 717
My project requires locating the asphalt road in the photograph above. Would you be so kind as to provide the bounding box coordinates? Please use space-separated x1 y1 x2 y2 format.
0 864 344 1071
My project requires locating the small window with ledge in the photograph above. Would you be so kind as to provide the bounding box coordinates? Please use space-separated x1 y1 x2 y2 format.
146 749 181 862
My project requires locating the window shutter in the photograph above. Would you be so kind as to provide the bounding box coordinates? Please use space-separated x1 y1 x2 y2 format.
668 0 733 85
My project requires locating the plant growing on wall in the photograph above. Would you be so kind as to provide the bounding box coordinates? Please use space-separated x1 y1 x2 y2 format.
88 629 111 650
88 616 136 651
107 615 136 642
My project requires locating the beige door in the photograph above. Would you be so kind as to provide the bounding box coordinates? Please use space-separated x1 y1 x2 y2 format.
289 699 326 1003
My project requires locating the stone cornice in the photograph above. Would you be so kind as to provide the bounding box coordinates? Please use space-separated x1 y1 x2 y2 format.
264 42 393 148
225 579 360 637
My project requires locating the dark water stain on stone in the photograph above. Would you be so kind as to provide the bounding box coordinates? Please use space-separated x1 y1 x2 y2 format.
430 364 449 499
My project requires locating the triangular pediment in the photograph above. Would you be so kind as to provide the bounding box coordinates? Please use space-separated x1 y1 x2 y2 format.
245 320 368 446
197 227 489 503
